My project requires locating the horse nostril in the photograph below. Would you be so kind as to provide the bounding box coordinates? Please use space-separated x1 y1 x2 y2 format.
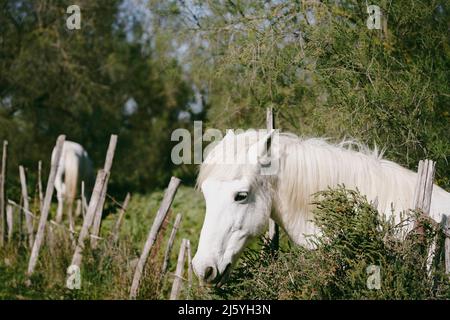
204 266 216 283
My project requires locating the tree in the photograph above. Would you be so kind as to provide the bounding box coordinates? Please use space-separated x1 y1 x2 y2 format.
158 0 450 189
0 0 194 195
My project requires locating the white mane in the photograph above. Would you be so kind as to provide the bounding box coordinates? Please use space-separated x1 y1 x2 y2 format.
198 130 450 246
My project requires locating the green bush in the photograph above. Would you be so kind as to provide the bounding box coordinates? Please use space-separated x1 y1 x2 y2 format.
207 187 450 299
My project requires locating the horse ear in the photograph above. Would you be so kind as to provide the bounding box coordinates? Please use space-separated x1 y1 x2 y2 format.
224 129 235 140
248 129 275 164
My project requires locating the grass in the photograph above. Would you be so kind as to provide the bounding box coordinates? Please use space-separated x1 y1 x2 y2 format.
0 185 206 300
0 185 449 300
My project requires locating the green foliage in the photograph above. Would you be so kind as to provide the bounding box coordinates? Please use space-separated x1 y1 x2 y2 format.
207 187 450 299
168 0 450 189
0 0 195 195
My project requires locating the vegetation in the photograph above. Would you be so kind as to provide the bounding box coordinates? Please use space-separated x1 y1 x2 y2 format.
0 0 196 195
152 0 450 188
201 187 450 300
0 186 205 299
1 186 448 299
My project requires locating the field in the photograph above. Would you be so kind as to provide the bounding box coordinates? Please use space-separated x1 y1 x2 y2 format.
1 184 449 300
0 185 204 299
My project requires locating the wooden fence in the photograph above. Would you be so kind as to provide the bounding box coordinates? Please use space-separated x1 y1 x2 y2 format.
0 125 449 300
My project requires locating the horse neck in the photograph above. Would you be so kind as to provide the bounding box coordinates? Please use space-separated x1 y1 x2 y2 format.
269 138 419 246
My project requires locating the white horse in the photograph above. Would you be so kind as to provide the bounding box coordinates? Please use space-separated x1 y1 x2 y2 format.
192 130 450 285
52 141 94 223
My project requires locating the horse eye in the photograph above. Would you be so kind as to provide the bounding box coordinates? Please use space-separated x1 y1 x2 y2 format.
234 191 248 202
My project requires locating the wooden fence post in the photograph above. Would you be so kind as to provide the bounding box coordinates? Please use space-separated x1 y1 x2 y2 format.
129 176 181 299
6 204 13 242
20 166 34 248
1 140 8 247
413 159 436 215
161 213 182 276
111 193 131 244
75 199 82 218
81 181 88 217
91 134 118 248
170 238 187 300
412 159 438 274
38 160 43 211
70 169 108 268
18 195 23 241
266 107 279 251
443 215 450 274
27 135 65 275
186 239 193 291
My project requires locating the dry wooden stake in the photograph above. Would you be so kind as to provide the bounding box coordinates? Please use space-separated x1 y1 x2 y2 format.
91 134 118 248
27 135 65 275
20 166 34 248
6 204 13 242
111 193 130 244
443 215 450 274
81 181 88 217
38 160 43 211
18 195 23 241
0 140 8 247
75 199 82 218
68 209 76 247
55 192 64 224
130 176 181 299
161 213 183 276
413 159 436 215
7 199 40 246
186 239 193 291
170 238 188 300
8 199 36 219
70 169 108 268
266 107 279 251
412 159 437 274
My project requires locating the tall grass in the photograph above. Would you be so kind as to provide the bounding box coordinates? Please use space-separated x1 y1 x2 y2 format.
0 186 206 300
1 186 449 299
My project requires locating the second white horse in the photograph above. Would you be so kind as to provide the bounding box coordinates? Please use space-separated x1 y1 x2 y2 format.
52 141 94 223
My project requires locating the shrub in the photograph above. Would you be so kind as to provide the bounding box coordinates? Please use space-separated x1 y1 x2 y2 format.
208 187 450 299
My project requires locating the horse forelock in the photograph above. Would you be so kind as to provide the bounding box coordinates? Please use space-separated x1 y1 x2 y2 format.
196 130 262 189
